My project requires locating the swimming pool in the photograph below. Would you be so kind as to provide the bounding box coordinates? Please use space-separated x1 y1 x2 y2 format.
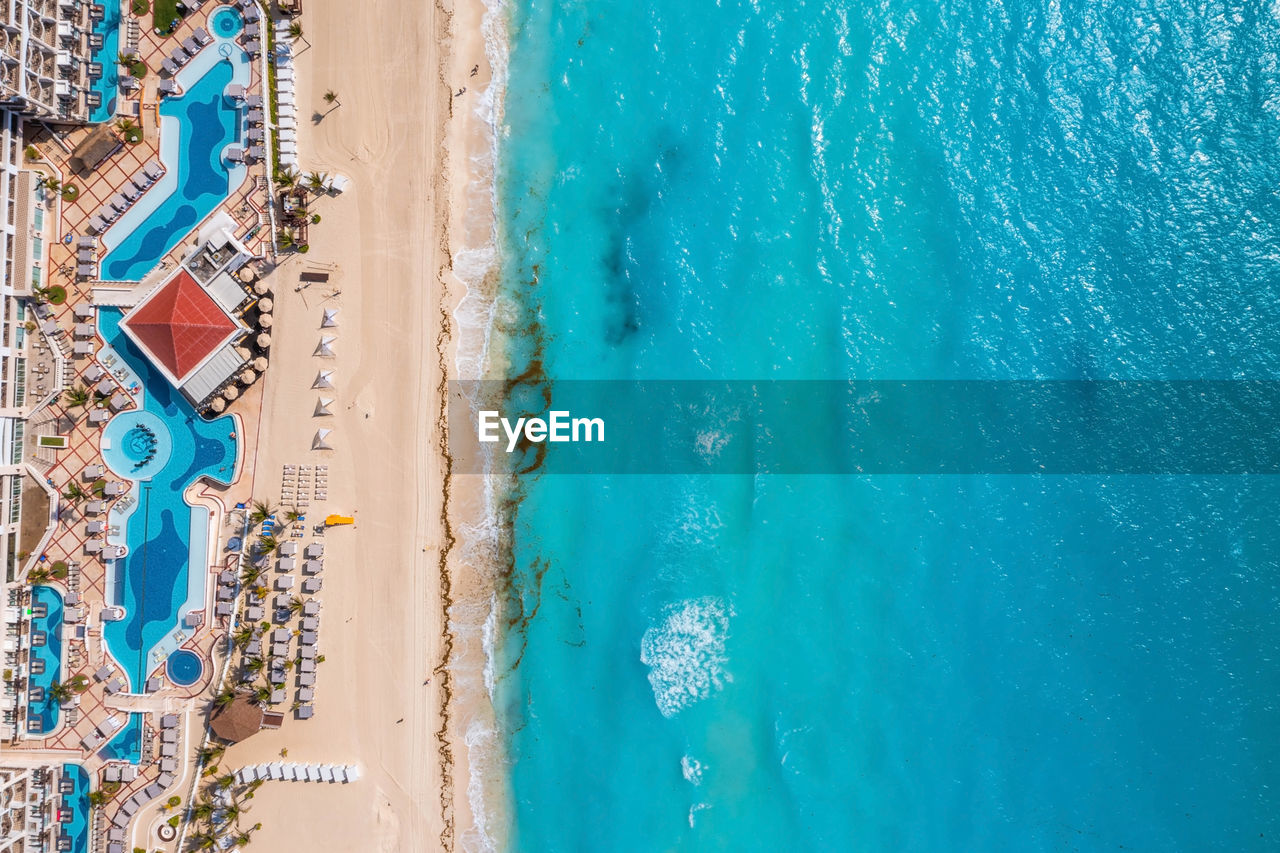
27 585 64 735
100 32 250 281
211 7 244 38
101 409 173 480
167 648 203 686
58 764 90 853
98 712 143 764
98 308 239 692
88 2 120 122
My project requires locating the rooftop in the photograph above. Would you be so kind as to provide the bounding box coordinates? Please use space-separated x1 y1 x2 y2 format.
121 270 241 384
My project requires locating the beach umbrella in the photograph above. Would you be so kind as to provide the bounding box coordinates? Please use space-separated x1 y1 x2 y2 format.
312 370 333 389
235 345 252 360
253 280 269 295
314 336 335 357
320 308 338 328
312 429 332 450
259 297 274 312
314 397 333 417
209 397 226 413
240 369 257 384
257 333 272 348
259 313 273 329
253 356 268 371
222 386 240 401
239 266 258 284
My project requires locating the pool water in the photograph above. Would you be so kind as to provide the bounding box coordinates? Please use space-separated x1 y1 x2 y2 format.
58 764 90 853
27 585 64 734
98 713 143 764
101 409 173 480
100 38 249 280
212 7 244 38
166 649 202 686
98 308 239 692
88 2 120 122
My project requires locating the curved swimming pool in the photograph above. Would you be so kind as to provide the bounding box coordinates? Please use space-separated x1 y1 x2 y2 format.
166 649 203 686
211 7 244 38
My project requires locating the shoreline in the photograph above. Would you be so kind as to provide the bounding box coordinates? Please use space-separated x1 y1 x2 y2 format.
443 0 516 849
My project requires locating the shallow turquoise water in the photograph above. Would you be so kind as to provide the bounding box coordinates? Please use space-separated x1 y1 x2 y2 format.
58 763 90 853
491 0 1280 850
26 585 63 734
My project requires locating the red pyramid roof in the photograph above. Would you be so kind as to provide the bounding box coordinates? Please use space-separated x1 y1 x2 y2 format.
122 271 239 380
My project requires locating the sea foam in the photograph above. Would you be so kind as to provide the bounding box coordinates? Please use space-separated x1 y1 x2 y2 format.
640 597 732 718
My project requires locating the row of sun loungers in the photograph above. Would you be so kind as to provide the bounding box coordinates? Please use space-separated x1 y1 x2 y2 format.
232 763 360 784
275 19 300 168
87 161 164 235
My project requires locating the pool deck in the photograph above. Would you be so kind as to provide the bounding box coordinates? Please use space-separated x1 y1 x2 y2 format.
5 0 269 806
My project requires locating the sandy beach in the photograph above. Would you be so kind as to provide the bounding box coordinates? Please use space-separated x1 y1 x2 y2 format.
216 0 495 849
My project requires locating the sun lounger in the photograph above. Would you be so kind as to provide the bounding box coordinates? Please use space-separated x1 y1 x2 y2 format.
88 215 107 233
225 147 245 163
243 39 261 55
172 47 190 65
143 160 163 179
182 37 199 54
161 58 179 76
248 145 265 161
194 26 212 45
121 184 140 202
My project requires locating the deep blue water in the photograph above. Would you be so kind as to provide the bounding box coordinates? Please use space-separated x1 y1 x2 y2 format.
102 58 243 281
488 1 1280 851
99 308 237 691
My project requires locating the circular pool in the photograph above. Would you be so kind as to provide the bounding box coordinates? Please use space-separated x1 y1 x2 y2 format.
211 7 243 39
166 649 203 686
101 409 172 480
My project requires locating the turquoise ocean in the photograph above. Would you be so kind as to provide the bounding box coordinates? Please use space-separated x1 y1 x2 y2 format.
464 0 1280 850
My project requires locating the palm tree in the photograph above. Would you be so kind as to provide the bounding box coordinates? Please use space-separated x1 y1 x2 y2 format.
37 175 61 196
276 229 296 251
251 685 272 705
62 481 88 505
274 167 298 188
305 171 327 194
196 744 225 766
190 797 216 822
287 596 304 615
289 21 303 39
322 89 338 106
115 118 140 143
190 829 220 850
239 565 263 587
215 773 235 791
285 506 303 525
232 625 255 649
213 688 236 709
27 565 51 585
48 680 74 704
248 499 278 527
245 656 266 675
256 534 279 555
63 384 90 411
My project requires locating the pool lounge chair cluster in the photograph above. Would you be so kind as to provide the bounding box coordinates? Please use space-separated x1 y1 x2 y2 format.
274 19 300 169
232 762 360 784
88 161 164 234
